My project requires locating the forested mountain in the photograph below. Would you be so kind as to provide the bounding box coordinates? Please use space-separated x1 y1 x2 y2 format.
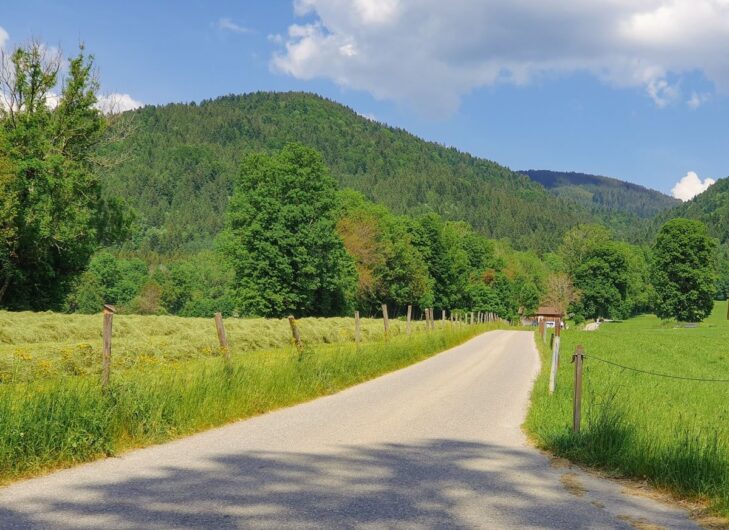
520 170 679 219
100 92 591 254
518 169 680 243
657 177 729 243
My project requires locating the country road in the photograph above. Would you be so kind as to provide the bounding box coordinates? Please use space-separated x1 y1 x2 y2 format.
0 330 698 529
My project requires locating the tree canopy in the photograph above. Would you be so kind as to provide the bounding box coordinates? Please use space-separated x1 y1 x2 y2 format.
652 218 717 322
219 143 356 317
0 43 123 310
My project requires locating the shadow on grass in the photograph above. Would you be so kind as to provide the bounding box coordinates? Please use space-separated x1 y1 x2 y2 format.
0 439 629 529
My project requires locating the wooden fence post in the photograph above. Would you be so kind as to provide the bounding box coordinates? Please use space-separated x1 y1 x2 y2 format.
288 315 303 352
101 304 115 391
548 332 561 394
430 308 436 330
406 304 412 335
538 319 545 341
425 308 431 331
382 304 389 339
354 311 361 348
442 309 446 327
470 312 475 325
214 312 231 363
572 345 585 433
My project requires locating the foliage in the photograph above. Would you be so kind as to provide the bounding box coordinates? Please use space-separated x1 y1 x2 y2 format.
522 170 679 243
656 177 729 245
99 92 591 255
572 242 632 320
219 143 356 317
543 273 581 316
652 218 717 322
522 170 680 219
66 251 147 313
0 43 125 310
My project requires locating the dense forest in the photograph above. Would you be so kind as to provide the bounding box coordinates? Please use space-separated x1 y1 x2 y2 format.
520 169 680 243
99 92 591 255
521 170 680 219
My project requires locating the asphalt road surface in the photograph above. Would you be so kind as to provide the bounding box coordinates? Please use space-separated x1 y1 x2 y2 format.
0 331 698 529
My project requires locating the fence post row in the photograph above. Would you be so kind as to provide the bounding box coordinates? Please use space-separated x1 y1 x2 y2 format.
354 310 361 348
214 312 231 364
288 315 304 352
101 304 115 392
572 345 585 433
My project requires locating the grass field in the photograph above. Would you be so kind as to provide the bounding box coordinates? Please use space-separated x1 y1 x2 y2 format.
0 311 429 383
0 311 496 483
526 302 729 516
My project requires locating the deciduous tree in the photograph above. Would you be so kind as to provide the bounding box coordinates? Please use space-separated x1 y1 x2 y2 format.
652 219 717 322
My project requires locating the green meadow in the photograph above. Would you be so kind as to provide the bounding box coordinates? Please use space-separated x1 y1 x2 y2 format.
526 302 729 516
0 311 495 483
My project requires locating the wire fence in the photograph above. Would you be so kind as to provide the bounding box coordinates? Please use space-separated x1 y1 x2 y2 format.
582 353 729 383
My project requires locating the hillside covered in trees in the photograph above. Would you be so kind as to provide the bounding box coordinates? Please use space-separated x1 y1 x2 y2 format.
520 169 680 243
521 170 679 219
657 177 729 243
100 92 591 254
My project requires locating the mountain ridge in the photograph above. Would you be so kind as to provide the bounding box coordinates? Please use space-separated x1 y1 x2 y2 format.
101 91 591 254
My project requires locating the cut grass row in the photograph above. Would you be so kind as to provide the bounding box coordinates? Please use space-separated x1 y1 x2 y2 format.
525 302 729 516
0 311 428 383
0 321 498 483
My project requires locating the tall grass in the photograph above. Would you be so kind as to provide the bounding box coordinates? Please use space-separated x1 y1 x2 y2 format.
0 322 497 483
525 302 729 515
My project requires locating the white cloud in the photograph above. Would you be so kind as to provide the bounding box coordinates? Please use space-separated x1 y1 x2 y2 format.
273 0 729 115
0 26 8 49
671 171 716 201
95 93 143 114
217 17 250 34
687 91 710 109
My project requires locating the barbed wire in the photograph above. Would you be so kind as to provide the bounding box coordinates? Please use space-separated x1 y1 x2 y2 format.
583 354 729 383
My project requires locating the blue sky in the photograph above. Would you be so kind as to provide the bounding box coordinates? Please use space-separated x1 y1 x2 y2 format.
2 0 728 198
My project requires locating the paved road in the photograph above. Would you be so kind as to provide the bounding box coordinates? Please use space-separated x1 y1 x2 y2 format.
0 331 698 529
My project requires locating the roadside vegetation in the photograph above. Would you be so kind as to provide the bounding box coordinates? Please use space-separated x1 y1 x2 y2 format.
0 320 498 483
526 302 729 516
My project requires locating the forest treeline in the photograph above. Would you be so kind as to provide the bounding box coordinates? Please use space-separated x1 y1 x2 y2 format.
0 43 726 322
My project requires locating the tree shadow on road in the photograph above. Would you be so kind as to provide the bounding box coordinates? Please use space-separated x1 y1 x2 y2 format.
1 439 631 529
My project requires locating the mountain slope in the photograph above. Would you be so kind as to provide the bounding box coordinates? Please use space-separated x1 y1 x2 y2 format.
657 177 729 243
520 170 680 219
101 92 590 254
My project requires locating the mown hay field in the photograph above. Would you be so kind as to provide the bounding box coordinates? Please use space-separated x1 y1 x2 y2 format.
0 311 429 383
526 302 729 516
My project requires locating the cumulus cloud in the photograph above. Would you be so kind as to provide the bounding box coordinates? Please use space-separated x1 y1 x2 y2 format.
272 0 729 115
217 17 250 34
671 171 715 201
95 93 143 114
